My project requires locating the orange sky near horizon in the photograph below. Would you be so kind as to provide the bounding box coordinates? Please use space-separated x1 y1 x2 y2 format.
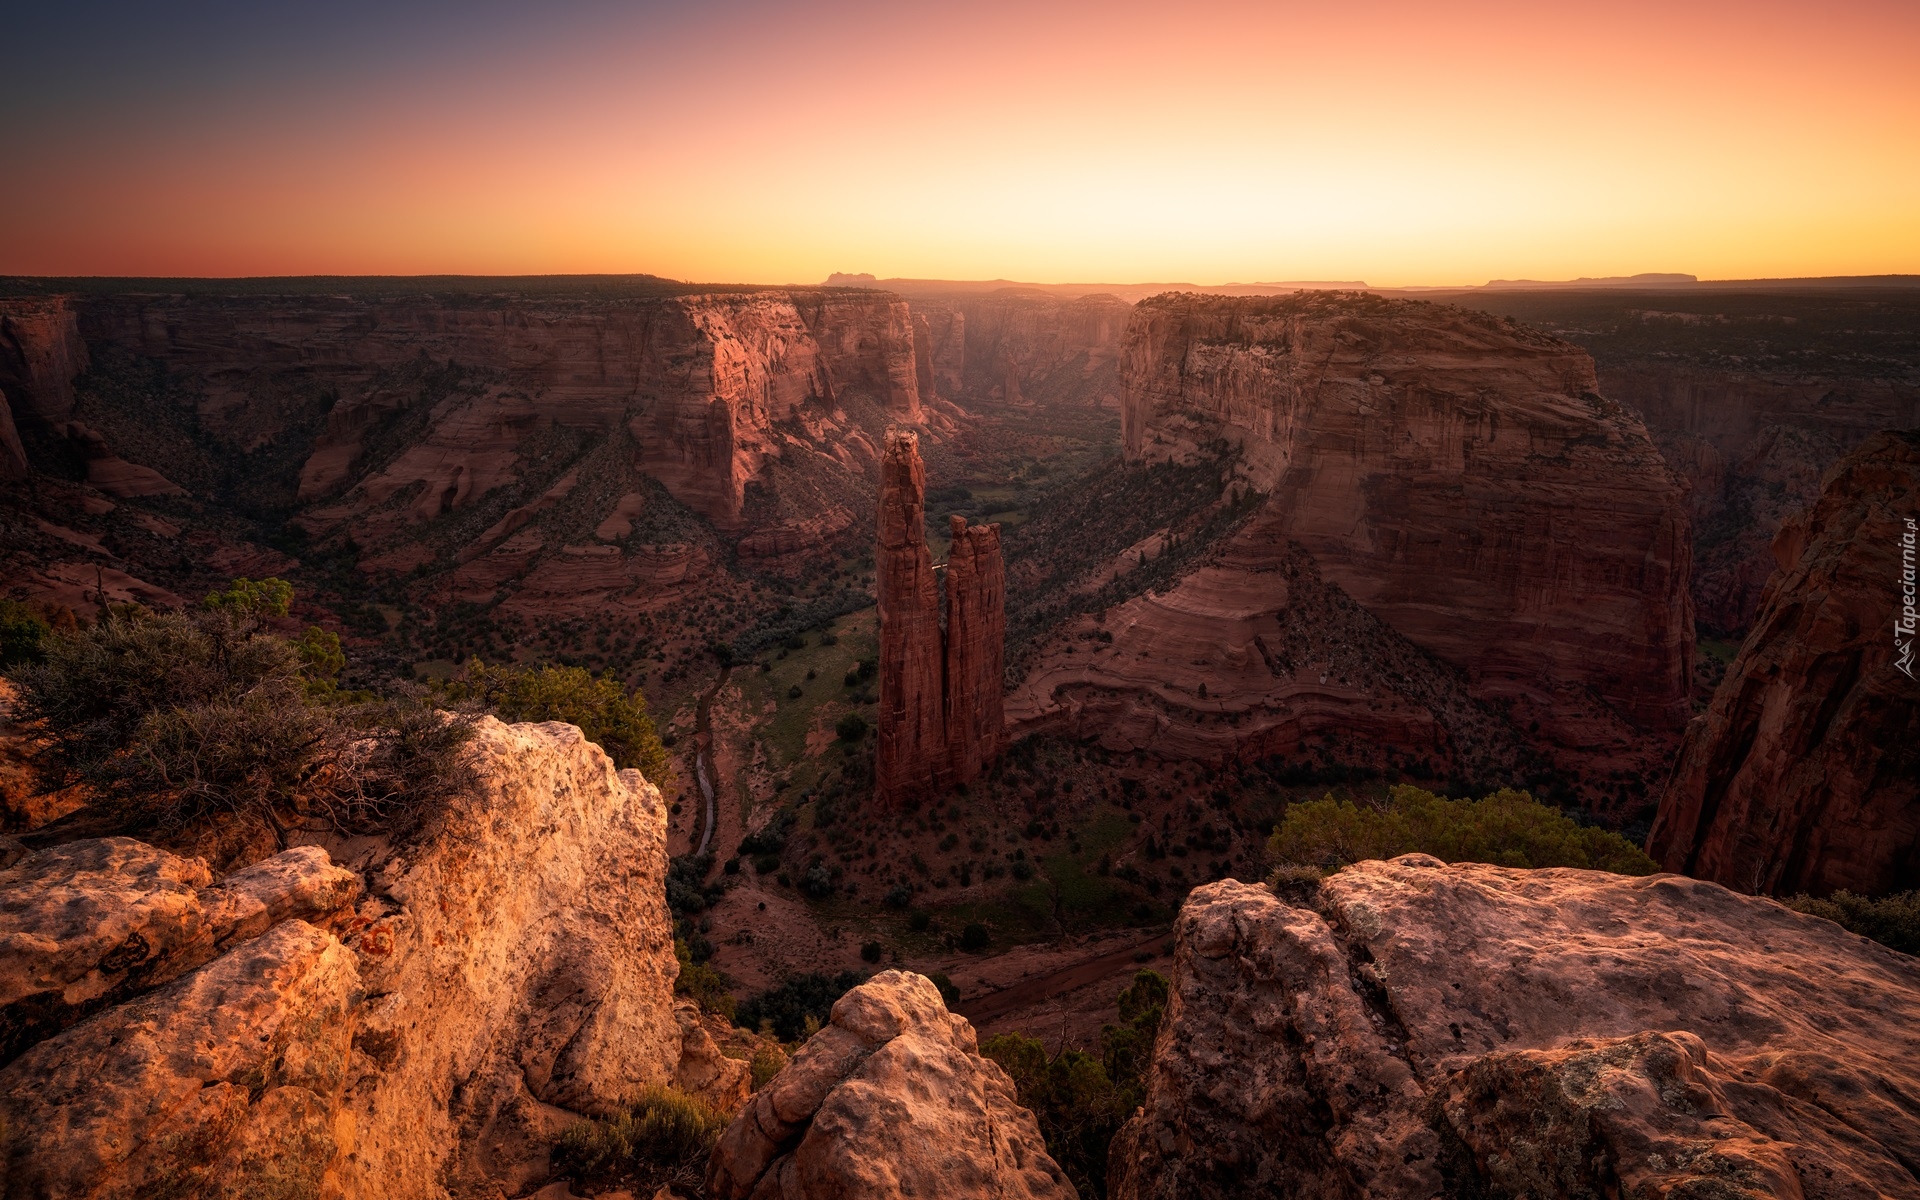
3 0 1917 286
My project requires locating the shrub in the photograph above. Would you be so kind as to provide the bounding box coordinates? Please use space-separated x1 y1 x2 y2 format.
1011 859 1035 881
0 599 52 667
924 970 960 1007
1269 785 1657 875
749 1042 789 1090
907 907 931 931
733 970 868 1042
6 598 475 839
675 939 736 1018
835 712 868 742
551 1086 727 1194
860 940 883 963
961 922 991 951
981 970 1167 1199
1785 890 1920 956
448 660 668 781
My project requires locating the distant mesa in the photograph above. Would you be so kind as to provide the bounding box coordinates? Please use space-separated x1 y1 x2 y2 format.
1479 272 1699 290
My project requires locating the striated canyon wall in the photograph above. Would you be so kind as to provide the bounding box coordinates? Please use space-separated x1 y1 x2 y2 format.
0 296 88 425
1648 429 1920 896
909 290 1132 407
1109 292 1693 752
875 432 1006 806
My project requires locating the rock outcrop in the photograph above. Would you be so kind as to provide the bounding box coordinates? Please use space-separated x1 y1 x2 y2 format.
706 970 1074 1200
0 716 688 1199
1603 365 1920 635
1111 862 1920 1200
875 432 1006 805
1076 292 1692 792
0 296 87 424
1649 429 1920 896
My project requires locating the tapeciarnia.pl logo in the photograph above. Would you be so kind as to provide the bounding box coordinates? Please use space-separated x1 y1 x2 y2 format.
1899 516 1917 680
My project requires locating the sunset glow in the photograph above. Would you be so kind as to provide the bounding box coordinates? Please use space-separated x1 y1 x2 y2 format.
5 0 1918 284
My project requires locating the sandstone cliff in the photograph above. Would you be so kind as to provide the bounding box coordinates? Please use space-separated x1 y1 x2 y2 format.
1048 292 1693 795
1648 429 1920 896
1603 365 1920 635
0 717 690 1199
875 432 1006 805
910 291 1132 407
1112 862 1920 1200
0 296 87 425
706 970 1074 1200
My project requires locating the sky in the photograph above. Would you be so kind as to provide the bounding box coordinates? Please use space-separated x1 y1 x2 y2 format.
3 0 1917 286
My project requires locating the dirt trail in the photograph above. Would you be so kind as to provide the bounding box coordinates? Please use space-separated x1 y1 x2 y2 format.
955 932 1168 1026
692 664 731 858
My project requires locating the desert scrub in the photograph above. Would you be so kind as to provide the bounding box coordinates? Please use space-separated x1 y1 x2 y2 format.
1270 785 1657 874
675 938 736 1018
749 1042 789 1090
444 658 669 781
1784 890 1920 956
551 1085 727 1194
733 970 868 1042
5 580 475 844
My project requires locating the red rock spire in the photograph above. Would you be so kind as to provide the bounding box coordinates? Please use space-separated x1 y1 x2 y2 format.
874 431 1006 806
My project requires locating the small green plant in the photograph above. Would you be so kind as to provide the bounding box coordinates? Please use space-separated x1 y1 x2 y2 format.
835 712 868 742
674 939 736 1018
0 599 53 667
1269 785 1657 875
860 940 883 963
551 1086 727 1194
448 659 668 780
749 1042 789 1090
1784 890 1920 956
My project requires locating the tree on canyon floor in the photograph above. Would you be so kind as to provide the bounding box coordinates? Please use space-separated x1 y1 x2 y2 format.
982 968 1170 1200
4 578 475 848
1269 785 1658 875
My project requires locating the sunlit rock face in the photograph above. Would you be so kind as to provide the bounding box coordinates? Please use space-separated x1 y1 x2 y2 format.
1111 863 1920 1200
1650 429 1920 897
875 431 1006 806
1050 291 1692 792
0 717 689 1200
705 970 1074 1200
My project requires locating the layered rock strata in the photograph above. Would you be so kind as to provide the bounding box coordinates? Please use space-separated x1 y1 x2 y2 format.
909 291 1132 407
0 716 687 1199
0 296 87 424
705 970 1074 1200
875 431 1005 805
1111 862 1920 1200
1649 429 1920 895
1110 291 1693 757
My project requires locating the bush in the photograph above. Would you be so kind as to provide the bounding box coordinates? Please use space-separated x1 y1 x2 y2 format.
1269 785 1657 875
448 660 668 781
907 908 931 931
7 598 475 839
835 712 868 742
924 970 960 1007
0 599 52 667
551 1086 727 1194
960 922 992 951
981 970 1167 1199
675 939 736 1018
860 940 883 963
733 970 868 1042
1785 890 1920 956
749 1042 789 1090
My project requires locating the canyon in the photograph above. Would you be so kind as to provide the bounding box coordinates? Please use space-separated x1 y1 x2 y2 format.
875 431 1006 805
1010 291 1695 809
1648 429 1920 896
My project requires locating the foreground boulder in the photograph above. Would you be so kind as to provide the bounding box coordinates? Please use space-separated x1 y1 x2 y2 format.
1111 860 1920 1200
1649 428 1920 895
0 716 684 1199
706 970 1075 1200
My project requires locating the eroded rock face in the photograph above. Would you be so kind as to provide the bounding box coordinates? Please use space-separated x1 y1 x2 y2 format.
0 838 359 1065
1111 864 1920 1200
914 292 1132 407
1649 429 1920 896
0 716 686 1199
875 432 1006 805
0 296 88 424
706 970 1075 1200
